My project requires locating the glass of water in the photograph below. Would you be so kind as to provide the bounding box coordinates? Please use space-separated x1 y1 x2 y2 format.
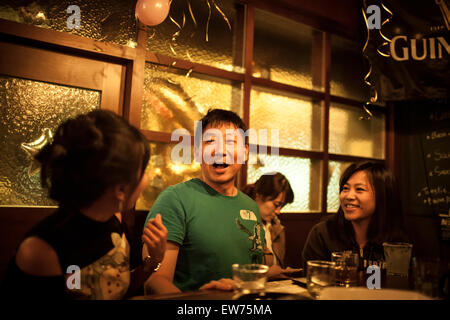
232 264 269 294
306 260 336 299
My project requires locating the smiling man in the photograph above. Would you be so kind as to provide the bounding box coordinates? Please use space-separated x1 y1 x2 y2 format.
143 109 264 294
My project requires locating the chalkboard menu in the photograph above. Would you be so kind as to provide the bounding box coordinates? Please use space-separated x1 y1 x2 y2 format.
396 102 450 218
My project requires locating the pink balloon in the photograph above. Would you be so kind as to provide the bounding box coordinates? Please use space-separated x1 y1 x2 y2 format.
136 0 170 26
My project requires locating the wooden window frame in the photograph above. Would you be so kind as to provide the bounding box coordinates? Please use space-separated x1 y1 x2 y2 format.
0 0 388 217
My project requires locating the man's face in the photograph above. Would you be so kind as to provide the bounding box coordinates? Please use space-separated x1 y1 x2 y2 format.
198 122 248 189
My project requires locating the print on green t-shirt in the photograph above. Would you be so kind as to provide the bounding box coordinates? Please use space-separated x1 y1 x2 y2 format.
235 209 264 263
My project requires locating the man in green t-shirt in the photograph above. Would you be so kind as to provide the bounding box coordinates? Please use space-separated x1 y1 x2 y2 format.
143 109 264 293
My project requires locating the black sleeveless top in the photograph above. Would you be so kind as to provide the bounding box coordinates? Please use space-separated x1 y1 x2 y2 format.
1 206 132 300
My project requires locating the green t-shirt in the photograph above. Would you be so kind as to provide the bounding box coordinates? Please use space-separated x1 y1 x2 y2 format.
145 178 264 291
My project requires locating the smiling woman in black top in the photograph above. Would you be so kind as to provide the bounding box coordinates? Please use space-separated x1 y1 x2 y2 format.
302 162 408 270
1 110 167 300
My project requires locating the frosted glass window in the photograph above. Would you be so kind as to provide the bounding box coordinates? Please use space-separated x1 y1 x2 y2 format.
136 142 201 211
250 86 322 151
0 76 100 207
253 9 319 90
147 0 243 72
141 63 242 134
331 35 370 101
0 0 138 47
247 153 322 212
327 161 352 212
329 104 385 159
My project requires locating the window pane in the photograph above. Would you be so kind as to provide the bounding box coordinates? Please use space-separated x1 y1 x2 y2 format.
331 35 370 101
141 63 242 134
146 0 243 72
250 86 322 151
253 9 320 90
136 142 201 211
0 76 99 207
329 104 385 159
0 0 138 47
247 153 322 212
327 161 352 212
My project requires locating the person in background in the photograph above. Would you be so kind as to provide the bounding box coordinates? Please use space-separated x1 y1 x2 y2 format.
143 109 264 294
243 172 300 278
1 110 167 300
301 161 408 270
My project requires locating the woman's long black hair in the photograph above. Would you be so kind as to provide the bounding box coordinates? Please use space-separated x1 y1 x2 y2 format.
330 161 407 246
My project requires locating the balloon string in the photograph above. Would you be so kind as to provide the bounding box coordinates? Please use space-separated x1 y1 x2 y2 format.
205 0 212 42
185 68 193 78
187 0 197 38
169 42 177 55
169 15 181 32
377 2 393 57
211 0 231 31
361 2 377 120
147 27 156 40
187 0 197 28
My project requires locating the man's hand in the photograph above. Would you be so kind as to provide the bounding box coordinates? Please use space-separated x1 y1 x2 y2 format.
142 213 168 264
199 278 235 291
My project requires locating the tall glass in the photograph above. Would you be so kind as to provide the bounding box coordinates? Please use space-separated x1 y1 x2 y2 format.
383 242 413 276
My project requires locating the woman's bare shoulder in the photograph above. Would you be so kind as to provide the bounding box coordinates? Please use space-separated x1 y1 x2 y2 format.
15 236 62 276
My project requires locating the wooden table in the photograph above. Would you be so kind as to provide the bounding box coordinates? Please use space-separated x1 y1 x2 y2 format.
132 278 311 300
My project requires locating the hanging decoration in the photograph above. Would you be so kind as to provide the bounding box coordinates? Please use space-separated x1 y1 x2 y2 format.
135 0 171 27
151 0 232 83
187 0 197 37
21 128 53 177
361 3 376 120
376 2 393 57
360 1 394 120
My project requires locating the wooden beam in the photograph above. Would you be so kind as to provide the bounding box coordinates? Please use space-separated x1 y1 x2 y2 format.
239 4 256 190
252 77 325 101
328 153 384 163
321 32 331 215
125 22 147 128
0 18 137 61
146 52 245 82
330 94 387 113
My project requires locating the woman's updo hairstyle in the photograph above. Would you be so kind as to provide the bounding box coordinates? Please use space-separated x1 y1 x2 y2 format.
243 172 294 204
35 110 150 209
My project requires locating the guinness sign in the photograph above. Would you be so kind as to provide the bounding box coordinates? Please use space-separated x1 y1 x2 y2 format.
390 35 450 61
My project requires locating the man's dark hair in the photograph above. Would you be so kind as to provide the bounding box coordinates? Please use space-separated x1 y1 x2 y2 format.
195 109 248 148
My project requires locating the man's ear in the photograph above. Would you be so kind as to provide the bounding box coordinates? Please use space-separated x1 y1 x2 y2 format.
114 185 126 202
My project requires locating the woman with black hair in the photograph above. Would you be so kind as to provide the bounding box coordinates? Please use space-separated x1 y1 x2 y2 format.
302 161 408 270
1 110 167 300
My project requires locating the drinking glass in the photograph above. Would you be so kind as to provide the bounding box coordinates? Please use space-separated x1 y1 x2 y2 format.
232 264 269 294
383 242 413 276
331 251 359 287
306 260 336 299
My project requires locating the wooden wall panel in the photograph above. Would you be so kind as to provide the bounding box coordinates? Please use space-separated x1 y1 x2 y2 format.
280 213 325 268
0 208 54 277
